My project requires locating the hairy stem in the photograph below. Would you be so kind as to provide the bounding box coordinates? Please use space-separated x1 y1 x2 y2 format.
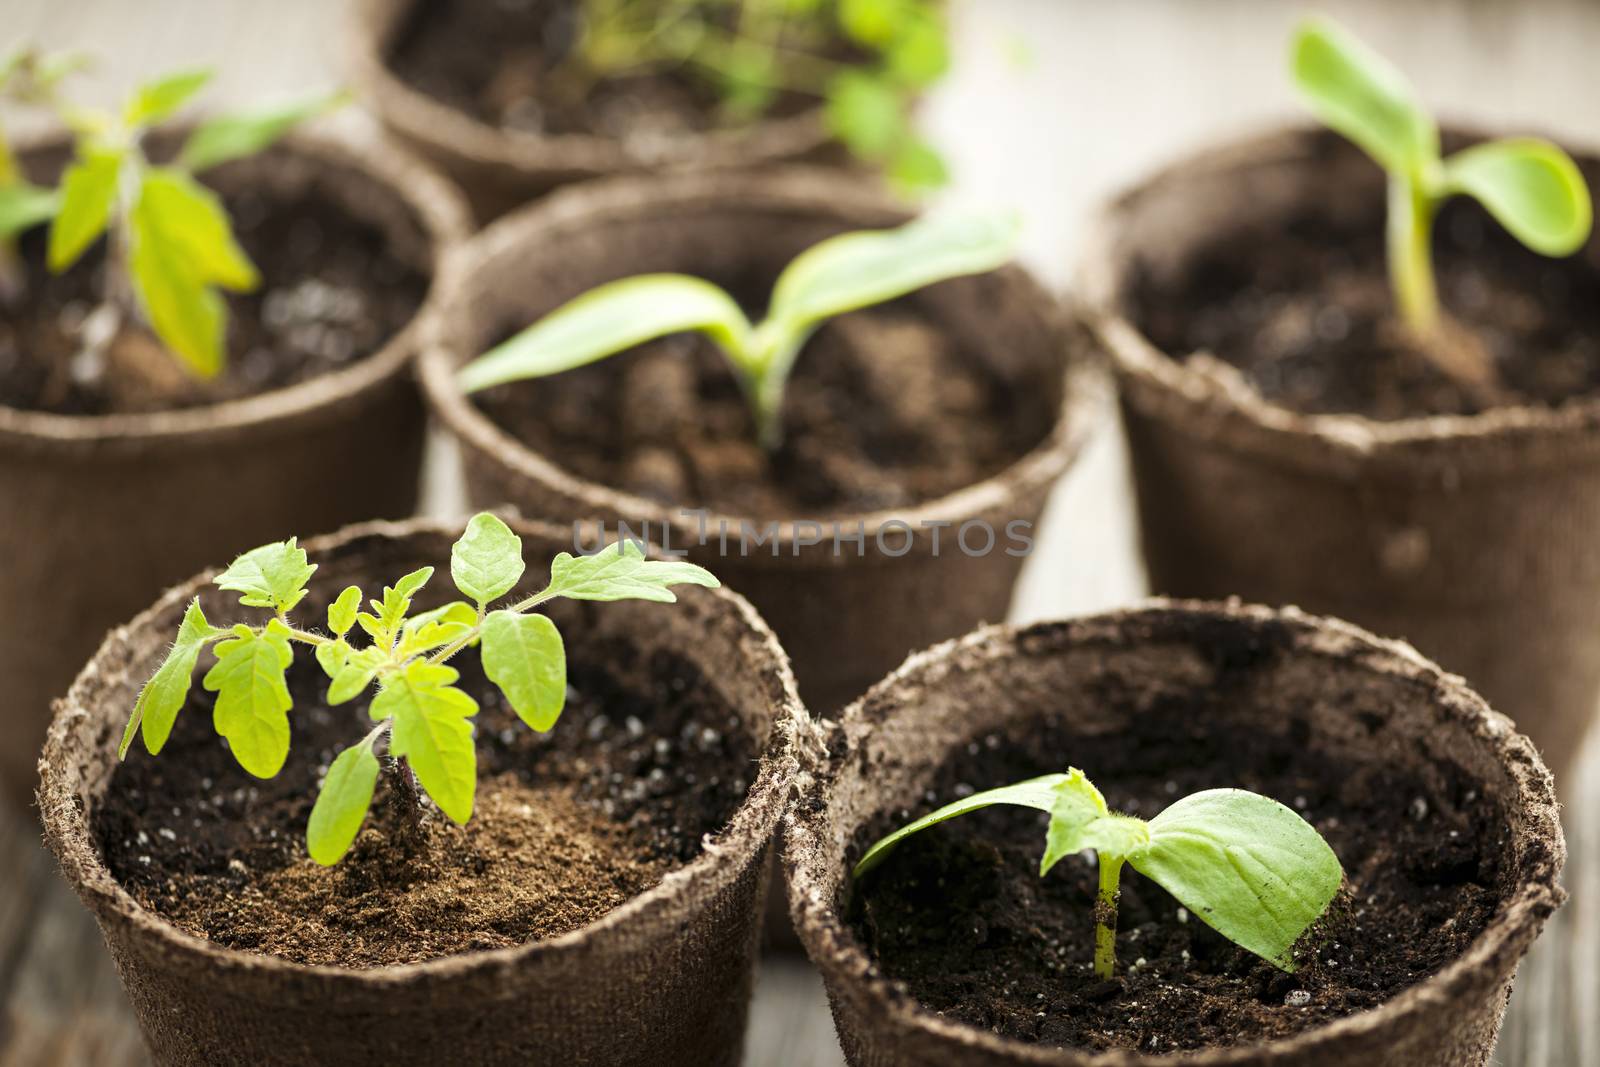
381 755 429 859
1387 174 1439 335
1094 855 1123 980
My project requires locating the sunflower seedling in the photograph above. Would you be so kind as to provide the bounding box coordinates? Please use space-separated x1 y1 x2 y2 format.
457 211 1018 449
855 768 1343 978
118 513 718 866
0 59 344 381
1290 17 1592 390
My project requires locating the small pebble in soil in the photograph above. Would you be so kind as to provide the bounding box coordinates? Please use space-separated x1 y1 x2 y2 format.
1409 796 1429 821
1285 990 1312 1008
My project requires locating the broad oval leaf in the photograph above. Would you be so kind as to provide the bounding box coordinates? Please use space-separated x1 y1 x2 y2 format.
853 773 1069 877
1289 17 1438 177
306 738 380 866
179 88 348 172
1132 789 1344 972
457 275 756 393
541 539 719 603
328 585 363 637
215 538 317 613
1041 769 1150 877
314 637 349 680
451 513 525 606
136 168 259 291
0 181 59 239
767 211 1019 340
481 611 566 732
124 68 212 127
202 621 294 778
1443 138 1593 256
375 661 479 824
128 187 225 377
47 146 122 272
120 598 221 758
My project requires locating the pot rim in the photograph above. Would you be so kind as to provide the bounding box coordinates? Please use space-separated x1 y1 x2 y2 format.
1081 122 1600 477
38 514 809 987
0 122 470 456
416 165 1105 557
785 599 1566 1066
345 0 835 178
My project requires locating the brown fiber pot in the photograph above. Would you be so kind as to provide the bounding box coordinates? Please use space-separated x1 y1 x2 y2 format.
348 0 852 222
39 515 806 1066
1084 125 1600 784
0 130 469 812
785 603 1564 1067
419 166 1101 719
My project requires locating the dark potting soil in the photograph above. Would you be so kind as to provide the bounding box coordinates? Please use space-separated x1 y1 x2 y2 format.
0 188 425 417
95 642 755 967
848 700 1501 1053
388 0 818 145
475 305 1051 517
1129 196 1600 420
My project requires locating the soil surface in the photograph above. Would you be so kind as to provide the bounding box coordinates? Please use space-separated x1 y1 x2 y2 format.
849 695 1501 1052
95 642 755 967
475 304 1052 517
388 0 819 146
0 187 425 416
1129 197 1600 420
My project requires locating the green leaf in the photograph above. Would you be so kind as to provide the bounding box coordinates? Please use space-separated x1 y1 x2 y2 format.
853 773 1068 877
768 211 1019 338
306 735 381 865
128 180 225 377
0 181 58 239
124 68 212 127
1443 138 1593 256
374 660 479 823
1132 789 1343 971
1040 770 1150 876
458 275 755 393
178 88 348 172
358 570 431 648
202 620 294 779
120 599 222 758
47 146 122 272
888 138 948 194
481 611 566 732
450 513 525 606
1289 17 1438 176
839 0 908 48
885 13 949 88
328 646 384 705
315 637 349 679
398 601 478 657
824 70 904 160
215 538 317 614
328 585 362 637
136 168 259 291
540 539 720 604
392 566 434 601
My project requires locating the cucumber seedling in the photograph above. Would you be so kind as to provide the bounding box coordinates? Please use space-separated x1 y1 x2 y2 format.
0 58 344 382
855 768 1343 978
457 211 1019 449
118 513 719 866
1290 17 1592 389
556 0 949 191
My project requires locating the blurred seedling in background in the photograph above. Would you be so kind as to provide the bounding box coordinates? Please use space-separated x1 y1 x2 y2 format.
1291 17 1592 393
0 48 89 305
118 513 719 866
0 53 344 389
855 768 1343 979
560 0 950 191
458 210 1019 449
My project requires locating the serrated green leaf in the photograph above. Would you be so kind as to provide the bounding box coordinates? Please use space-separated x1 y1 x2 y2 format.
1443 138 1593 256
136 168 259 291
0 181 58 239
824 70 903 161
449 513 526 605
375 660 478 823
481 611 566 732
854 773 1068 877
393 566 434 600
47 146 122 272
457 276 755 393
328 585 362 637
399 600 478 657
1290 17 1437 177
328 646 383 705
540 539 719 604
306 736 380 865
360 572 426 648
124 68 211 127
178 88 348 172
215 538 317 614
203 620 293 778
120 599 222 758
1040 770 1150 876
1134 790 1343 971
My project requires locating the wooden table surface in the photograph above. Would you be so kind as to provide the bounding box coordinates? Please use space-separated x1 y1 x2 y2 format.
2 1 1596 1063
